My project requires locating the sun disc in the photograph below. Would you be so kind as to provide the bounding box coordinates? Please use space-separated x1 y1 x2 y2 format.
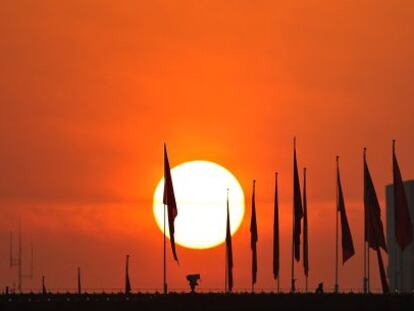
153 161 245 249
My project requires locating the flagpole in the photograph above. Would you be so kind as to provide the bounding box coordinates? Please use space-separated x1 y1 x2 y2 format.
364 148 371 294
395 250 399 291
400 251 403 291
225 188 230 294
125 254 130 294
366 151 370 294
291 138 296 293
335 203 339 293
335 156 339 293
303 167 308 293
367 247 370 293
163 203 167 294
274 172 280 294
394 140 405 292
225 245 228 293
291 195 295 293
252 179 256 294
363 243 366 293
363 147 368 294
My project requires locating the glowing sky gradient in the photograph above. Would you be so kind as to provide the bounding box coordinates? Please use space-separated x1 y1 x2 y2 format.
1 0 414 292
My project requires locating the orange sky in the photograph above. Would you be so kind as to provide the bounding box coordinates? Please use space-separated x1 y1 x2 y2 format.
1 0 414 292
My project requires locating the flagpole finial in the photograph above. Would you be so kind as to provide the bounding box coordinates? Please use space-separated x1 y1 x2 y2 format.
363 147 367 159
294 137 296 149
392 139 396 152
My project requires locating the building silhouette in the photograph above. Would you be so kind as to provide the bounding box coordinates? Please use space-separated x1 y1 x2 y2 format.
386 180 414 292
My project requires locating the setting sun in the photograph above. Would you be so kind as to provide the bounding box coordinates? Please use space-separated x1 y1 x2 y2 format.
153 161 245 249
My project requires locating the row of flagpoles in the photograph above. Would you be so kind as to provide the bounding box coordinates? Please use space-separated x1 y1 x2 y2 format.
162 139 413 294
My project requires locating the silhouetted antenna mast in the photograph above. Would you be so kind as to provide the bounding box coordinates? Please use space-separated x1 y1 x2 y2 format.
9 232 13 267
9 221 34 293
77 267 82 294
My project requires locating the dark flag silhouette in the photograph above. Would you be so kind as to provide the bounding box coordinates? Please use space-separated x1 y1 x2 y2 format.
125 255 131 294
250 180 258 290
163 144 179 262
226 191 234 293
364 148 389 294
364 150 387 252
273 173 280 287
293 139 303 262
303 168 309 288
336 157 355 263
392 140 413 251
291 138 303 293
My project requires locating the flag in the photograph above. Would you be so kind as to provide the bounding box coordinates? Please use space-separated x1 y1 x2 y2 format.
336 157 355 263
376 248 390 294
392 141 413 251
250 180 258 286
364 149 387 252
125 255 131 294
163 144 179 262
364 148 389 293
226 192 234 292
273 172 280 281
293 139 303 261
303 168 309 277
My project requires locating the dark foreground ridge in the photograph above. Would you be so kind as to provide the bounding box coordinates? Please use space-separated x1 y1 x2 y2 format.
1 293 413 311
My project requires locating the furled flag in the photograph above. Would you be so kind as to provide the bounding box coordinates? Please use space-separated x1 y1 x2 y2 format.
303 168 309 277
250 180 258 286
226 192 234 292
293 139 303 261
163 144 179 262
273 173 280 281
125 255 131 294
336 157 355 263
392 140 413 251
364 148 389 293
364 149 387 252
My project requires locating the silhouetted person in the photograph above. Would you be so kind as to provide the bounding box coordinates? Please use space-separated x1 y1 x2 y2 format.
5 286 9 295
186 274 200 293
315 282 324 294
291 279 296 293
42 276 47 295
